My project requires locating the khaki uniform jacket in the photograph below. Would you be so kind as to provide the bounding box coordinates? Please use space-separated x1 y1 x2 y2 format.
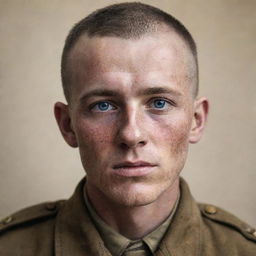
0 178 255 255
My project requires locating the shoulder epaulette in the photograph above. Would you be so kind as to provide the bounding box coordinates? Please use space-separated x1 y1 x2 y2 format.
199 203 256 242
0 200 65 233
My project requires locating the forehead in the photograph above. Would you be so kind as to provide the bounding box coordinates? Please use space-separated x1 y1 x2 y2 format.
67 31 194 99
69 30 190 69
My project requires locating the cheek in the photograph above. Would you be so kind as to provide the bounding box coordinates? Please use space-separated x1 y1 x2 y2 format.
74 120 115 174
74 119 114 154
153 113 192 153
172 118 191 152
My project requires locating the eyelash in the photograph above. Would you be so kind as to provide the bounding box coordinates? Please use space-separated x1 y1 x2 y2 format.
89 101 117 112
88 97 175 113
147 97 175 110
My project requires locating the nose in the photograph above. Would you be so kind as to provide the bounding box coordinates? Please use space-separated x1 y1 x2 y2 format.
116 107 147 149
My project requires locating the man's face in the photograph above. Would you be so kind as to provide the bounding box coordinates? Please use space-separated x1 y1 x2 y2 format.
63 31 201 206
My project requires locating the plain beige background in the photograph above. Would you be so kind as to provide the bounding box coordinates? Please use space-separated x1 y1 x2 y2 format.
0 0 255 227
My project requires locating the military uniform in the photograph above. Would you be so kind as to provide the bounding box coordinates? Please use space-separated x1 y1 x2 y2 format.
0 178 255 255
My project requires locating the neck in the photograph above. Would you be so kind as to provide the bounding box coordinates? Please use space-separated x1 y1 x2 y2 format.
86 178 180 240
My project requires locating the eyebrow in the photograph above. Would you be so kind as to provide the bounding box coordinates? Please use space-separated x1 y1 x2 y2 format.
137 87 183 97
79 89 121 103
79 86 182 103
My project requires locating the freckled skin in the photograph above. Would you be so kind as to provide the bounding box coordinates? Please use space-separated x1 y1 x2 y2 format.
66 31 198 207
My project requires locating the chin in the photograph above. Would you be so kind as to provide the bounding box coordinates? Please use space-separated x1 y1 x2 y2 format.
107 182 170 207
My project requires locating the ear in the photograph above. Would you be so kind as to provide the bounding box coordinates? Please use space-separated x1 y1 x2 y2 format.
189 97 209 144
54 102 78 148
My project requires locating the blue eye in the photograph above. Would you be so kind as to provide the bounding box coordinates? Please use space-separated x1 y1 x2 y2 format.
98 102 110 111
152 99 167 109
92 101 116 112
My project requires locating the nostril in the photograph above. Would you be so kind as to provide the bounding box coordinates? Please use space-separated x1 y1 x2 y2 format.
138 140 146 146
120 142 129 150
120 140 146 150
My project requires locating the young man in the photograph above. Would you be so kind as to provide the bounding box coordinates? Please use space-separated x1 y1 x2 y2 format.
0 2 255 255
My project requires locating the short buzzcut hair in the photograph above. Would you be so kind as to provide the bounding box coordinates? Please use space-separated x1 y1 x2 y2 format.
61 2 198 102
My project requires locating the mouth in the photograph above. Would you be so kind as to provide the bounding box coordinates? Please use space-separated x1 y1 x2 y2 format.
113 161 157 177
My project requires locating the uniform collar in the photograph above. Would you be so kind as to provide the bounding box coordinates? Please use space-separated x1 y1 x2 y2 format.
157 178 202 256
55 178 111 256
54 177 202 256
84 186 180 256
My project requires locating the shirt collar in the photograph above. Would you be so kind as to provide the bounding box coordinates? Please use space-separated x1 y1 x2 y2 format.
143 195 179 252
84 189 129 256
84 185 180 256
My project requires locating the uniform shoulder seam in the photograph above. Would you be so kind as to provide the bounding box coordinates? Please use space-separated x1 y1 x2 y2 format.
198 203 256 243
0 200 66 234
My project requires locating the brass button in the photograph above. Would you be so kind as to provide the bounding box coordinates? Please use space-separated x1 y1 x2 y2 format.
244 226 256 236
46 202 56 211
245 227 254 233
1 216 13 224
205 205 217 214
